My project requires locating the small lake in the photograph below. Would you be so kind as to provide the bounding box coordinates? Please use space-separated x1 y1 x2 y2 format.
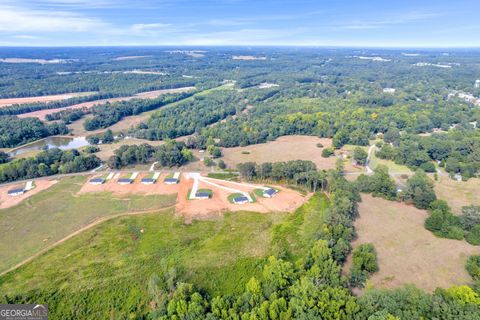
9 136 91 156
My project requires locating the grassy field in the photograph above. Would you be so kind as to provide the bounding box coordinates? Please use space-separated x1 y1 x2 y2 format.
0 192 328 319
221 135 362 173
368 146 413 174
345 194 480 292
0 176 176 273
434 175 480 215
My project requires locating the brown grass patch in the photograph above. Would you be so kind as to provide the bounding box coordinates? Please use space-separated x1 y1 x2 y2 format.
434 175 480 215
221 135 362 173
344 194 480 292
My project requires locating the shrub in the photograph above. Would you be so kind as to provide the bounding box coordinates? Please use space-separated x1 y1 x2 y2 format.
316 142 324 148
466 255 480 280
350 243 378 288
466 225 480 245
321 147 335 158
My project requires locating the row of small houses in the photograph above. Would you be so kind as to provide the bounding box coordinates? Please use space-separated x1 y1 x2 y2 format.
89 172 180 186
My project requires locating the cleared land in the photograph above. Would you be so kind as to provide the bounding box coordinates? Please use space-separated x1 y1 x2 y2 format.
221 135 363 172
0 92 96 107
18 86 196 120
112 55 151 61
434 176 480 215
345 194 480 292
176 174 308 223
79 173 179 196
0 180 57 209
0 176 176 273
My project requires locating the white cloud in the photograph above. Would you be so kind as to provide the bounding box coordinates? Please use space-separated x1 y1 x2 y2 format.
341 11 442 30
0 5 109 32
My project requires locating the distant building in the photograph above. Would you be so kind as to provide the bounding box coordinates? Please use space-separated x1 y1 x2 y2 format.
118 178 133 185
141 178 156 185
195 192 211 199
263 188 277 198
383 88 396 94
164 178 179 185
475 80 480 89
8 188 25 196
233 196 249 204
89 178 105 185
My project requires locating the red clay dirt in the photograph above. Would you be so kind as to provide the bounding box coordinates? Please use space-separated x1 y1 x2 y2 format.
79 172 308 224
18 87 196 120
0 180 58 209
0 92 95 108
175 174 309 223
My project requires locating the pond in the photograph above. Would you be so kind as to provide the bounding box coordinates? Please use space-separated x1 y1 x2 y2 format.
9 136 91 156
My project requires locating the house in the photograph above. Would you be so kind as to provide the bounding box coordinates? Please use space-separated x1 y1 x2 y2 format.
118 178 133 185
233 196 249 204
141 178 156 185
8 188 25 196
164 178 179 184
89 178 105 185
263 188 277 198
195 192 211 199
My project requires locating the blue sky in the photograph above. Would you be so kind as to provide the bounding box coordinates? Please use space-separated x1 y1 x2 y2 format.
0 0 479 47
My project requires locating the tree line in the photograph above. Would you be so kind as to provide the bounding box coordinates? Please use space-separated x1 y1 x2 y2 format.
0 148 100 183
0 116 68 148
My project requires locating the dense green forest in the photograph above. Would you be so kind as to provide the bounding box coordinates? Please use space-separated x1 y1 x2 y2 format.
0 148 100 182
0 116 68 148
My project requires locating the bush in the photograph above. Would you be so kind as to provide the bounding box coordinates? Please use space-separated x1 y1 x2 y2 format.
316 142 324 148
350 243 378 288
321 147 335 158
84 146 100 154
466 255 480 280
466 225 480 245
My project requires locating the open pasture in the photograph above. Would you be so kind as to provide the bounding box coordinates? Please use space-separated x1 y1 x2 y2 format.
345 194 480 292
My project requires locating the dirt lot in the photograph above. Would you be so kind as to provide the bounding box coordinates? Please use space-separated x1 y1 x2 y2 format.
18 87 195 120
175 174 309 223
0 180 58 209
78 173 179 196
345 194 480 292
79 171 309 223
0 92 96 108
434 176 480 215
221 135 363 173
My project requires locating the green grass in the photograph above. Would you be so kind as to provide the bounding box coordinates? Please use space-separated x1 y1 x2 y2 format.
270 193 330 259
207 172 239 181
254 188 266 197
0 190 330 319
369 148 413 173
0 176 176 273
228 193 246 203
0 210 287 318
